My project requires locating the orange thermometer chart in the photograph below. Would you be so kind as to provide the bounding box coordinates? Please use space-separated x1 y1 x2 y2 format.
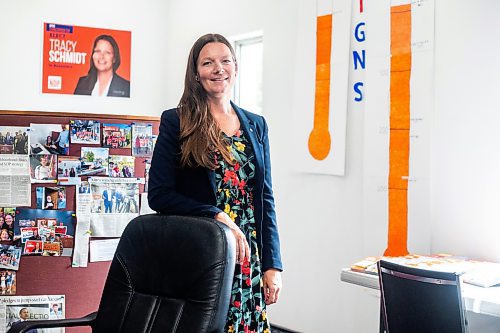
384 4 411 256
308 2 333 160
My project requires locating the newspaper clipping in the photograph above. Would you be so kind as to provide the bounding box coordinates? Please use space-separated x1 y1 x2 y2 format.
88 177 142 237
0 294 65 333
0 155 31 207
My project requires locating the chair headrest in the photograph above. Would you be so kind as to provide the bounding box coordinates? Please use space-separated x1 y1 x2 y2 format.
115 214 236 298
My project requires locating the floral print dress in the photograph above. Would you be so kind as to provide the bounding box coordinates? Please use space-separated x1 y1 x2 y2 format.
215 129 271 333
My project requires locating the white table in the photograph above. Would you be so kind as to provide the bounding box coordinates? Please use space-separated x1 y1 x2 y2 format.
341 268 500 318
30 143 51 155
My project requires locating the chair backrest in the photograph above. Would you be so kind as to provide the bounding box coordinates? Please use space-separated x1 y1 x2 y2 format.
93 214 236 333
378 260 467 333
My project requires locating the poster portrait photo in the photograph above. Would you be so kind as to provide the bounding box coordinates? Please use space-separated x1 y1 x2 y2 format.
42 23 131 98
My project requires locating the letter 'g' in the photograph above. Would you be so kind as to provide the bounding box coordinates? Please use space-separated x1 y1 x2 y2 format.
354 22 366 42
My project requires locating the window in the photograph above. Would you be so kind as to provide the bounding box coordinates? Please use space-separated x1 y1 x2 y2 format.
233 35 263 115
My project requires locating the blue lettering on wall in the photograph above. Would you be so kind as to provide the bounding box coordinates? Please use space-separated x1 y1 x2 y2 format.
354 22 366 42
354 82 364 102
353 50 365 70
352 15 366 102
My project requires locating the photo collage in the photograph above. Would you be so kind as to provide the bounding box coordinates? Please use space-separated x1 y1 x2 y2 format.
0 118 157 294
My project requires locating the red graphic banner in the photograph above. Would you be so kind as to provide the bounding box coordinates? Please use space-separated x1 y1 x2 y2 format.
42 23 131 97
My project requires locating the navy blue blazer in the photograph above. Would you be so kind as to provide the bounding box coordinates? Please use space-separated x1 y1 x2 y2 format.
148 102 282 271
74 73 130 97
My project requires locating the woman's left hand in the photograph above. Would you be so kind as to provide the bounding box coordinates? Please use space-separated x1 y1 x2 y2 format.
263 268 282 305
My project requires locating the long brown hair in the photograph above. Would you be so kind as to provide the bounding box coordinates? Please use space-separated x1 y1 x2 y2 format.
178 33 237 169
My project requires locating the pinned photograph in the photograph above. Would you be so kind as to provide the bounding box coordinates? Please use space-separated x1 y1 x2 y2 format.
0 126 29 155
0 270 16 295
35 186 66 210
14 208 76 256
79 147 109 176
58 155 80 185
29 123 70 155
103 123 132 148
132 123 153 156
108 155 135 178
0 245 21 270
70 119 100 144
29 154 57 183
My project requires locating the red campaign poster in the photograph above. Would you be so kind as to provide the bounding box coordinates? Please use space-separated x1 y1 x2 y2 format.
42 23 131 98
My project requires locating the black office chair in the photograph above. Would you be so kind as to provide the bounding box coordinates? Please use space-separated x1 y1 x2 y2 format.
378 259 468 333
8 214 236 333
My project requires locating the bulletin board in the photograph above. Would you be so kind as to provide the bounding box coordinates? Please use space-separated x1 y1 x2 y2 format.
0 110 160 332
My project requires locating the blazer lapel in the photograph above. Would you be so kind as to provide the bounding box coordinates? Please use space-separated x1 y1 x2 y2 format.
232 102 264 186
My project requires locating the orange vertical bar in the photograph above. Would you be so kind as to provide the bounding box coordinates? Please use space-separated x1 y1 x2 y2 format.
385 5 411 256
308 14 332 160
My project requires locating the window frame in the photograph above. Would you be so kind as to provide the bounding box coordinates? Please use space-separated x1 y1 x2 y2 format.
232 33 264 115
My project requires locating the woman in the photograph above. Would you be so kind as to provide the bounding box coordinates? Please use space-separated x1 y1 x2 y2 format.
0 229 10 241
148 34 282 333
45 136 54 149
74 35 130 97
34 155 53 180
3 214 14 230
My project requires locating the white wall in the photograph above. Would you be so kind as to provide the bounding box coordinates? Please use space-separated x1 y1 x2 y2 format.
0 0 171 117
432 0 500 262
1 0 500 332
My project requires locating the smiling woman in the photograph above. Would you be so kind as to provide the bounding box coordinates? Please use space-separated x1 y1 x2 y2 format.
73 34 130 97
148 33 283 333
196 42 237 99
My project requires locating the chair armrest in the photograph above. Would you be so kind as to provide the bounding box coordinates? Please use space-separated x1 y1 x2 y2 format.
7 312 97 333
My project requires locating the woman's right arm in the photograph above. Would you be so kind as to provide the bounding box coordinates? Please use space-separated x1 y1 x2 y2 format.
147 109 222 218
